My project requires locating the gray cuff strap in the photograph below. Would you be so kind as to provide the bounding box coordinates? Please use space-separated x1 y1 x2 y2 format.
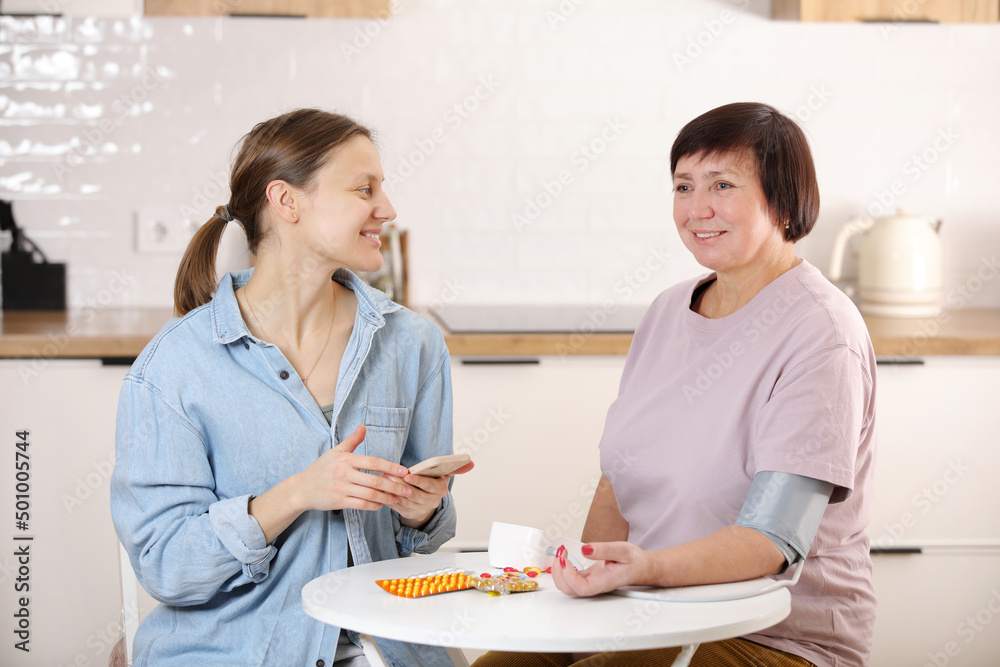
735 471 835 566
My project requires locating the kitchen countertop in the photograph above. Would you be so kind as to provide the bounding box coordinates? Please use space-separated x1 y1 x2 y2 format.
1 307 999 359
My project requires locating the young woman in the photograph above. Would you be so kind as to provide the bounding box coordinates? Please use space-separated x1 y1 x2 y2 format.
112 109 471 667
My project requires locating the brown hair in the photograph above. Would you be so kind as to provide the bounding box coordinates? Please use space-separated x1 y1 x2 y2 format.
669 102 819 243
173 109 372 315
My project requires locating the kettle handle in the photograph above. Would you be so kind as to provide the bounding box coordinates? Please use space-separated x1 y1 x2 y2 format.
828 218 873 282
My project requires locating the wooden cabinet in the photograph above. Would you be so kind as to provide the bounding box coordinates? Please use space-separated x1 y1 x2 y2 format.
772 0 999 22
0 359 129 667
868 356 1000 665
144 0 390 18
447 356 626 550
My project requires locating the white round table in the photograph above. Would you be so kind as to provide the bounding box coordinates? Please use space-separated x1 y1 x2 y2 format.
302 552 791 665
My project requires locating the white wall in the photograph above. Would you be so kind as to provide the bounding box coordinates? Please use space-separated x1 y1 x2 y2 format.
1 0 998 311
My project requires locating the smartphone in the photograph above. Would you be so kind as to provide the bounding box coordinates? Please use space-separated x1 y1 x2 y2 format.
407 453 472 478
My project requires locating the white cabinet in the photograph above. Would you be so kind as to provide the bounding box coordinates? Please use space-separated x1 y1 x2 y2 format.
447 356 626 551
0 359 128 667
871 552 1000 667
868 356 1000 666
1 0 139 16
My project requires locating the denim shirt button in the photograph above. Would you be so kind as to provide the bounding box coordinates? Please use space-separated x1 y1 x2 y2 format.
279 370 290 380
316 660 325 667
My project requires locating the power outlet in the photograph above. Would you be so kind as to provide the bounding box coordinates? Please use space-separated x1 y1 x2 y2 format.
135 207 199 254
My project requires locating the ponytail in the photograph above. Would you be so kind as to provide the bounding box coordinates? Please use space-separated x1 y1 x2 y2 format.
172 205 230 316
171 109 373 316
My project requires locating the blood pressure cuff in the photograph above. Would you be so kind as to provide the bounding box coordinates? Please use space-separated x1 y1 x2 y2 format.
735 471 835 572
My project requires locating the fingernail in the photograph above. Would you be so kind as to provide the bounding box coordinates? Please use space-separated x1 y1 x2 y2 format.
557 545 566 568
581 544 594 556
398 467 408 476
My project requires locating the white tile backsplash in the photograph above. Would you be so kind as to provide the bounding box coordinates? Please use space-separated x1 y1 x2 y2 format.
0 2 998 311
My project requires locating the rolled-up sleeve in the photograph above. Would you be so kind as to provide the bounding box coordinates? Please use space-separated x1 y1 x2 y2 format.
111 377 278 605
209 495 277 580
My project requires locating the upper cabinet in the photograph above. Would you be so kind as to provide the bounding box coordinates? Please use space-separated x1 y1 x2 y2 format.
772 0 999 22
144 0 390 18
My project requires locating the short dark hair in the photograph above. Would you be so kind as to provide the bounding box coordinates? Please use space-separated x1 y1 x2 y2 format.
669 102 819 242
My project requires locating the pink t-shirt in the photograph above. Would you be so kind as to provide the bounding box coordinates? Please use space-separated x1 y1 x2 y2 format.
599 260 877 667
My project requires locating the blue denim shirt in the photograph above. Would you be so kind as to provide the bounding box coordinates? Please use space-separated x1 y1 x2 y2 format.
111 269 456 667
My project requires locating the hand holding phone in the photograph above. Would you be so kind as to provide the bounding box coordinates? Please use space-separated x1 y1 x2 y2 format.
407 453 473 478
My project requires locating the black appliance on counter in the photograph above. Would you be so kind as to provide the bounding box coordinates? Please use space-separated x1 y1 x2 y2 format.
1 200 66 310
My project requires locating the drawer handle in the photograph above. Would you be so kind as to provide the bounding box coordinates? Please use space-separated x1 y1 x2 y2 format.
875 357 925 366
101 357 137 366
870 547 923 555
460 358 540 365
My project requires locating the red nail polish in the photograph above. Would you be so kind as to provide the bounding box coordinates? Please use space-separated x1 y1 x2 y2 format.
581 544 594 556
557 545 566 568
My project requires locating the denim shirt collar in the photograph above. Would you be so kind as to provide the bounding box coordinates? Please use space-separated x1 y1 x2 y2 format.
210 267 402 345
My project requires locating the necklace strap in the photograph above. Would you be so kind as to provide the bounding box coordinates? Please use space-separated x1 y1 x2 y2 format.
245 287 338 387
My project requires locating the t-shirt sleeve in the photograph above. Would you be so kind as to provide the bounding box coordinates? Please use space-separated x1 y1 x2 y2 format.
753 344 874 503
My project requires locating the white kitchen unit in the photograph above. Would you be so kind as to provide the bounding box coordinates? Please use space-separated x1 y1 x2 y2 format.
447 355 627 552
1 0 139 15
0 359 129 667
868 356 1000 666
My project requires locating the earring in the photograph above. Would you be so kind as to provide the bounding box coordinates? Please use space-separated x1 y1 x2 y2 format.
784 221 790 229
292 212 298 219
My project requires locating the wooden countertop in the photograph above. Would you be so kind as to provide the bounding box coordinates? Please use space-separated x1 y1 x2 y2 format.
1 307 998 359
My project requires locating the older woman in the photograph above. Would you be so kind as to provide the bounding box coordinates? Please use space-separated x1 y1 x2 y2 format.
476 103 876 667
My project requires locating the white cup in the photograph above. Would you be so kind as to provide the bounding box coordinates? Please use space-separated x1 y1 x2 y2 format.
487 521 595 571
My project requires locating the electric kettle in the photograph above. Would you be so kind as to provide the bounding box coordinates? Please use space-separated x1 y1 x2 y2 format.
828 210 943 318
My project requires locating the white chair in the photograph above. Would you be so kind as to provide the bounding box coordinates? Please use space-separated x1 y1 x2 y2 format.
111 542 140 667
360 634 470 667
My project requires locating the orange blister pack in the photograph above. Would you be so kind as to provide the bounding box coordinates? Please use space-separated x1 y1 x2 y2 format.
376 570 539 598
